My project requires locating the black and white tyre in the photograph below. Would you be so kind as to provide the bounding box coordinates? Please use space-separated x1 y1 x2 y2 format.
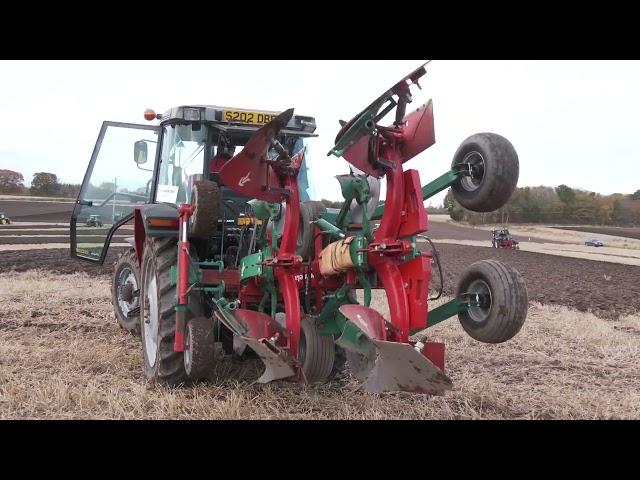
139 237 202 385
111 249 141 335
189 180 220 241
299 316 336 383
271 201 326 260
184 317 216 381
457 260 528 344
451 133 519 213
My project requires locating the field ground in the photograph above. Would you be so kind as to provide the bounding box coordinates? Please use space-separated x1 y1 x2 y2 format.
0 271 638 419
1 204 639 419
551 225 640 241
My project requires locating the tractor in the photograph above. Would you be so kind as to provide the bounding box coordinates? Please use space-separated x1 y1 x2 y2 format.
491 227 519 249
85 214 104 227
70 62 528 394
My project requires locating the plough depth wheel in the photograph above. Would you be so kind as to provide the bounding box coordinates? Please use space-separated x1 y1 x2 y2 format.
451 132 519 213
299 316 336 383
457 260 528 343
184 316 217 381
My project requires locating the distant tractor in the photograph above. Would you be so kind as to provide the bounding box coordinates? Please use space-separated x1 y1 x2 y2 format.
491 227 519 249
0 212 10 224
85 215 103 227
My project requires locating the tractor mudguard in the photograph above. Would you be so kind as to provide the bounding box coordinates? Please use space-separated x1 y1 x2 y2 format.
139 203 180 238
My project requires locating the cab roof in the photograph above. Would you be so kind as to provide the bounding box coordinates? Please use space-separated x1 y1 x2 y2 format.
159 105 318 137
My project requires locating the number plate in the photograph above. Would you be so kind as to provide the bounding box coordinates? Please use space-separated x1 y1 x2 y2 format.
237 217 262 226
223 109 279 125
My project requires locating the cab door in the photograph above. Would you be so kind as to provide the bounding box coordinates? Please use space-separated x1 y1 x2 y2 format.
70 121 160 264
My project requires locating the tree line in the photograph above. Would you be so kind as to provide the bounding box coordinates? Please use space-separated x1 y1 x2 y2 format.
0 169 81 198
444 185 640 226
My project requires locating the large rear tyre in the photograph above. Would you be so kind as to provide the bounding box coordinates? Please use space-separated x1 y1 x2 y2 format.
139 237 202 385
456 260 528 343
111 248 140 335
451 133 519 213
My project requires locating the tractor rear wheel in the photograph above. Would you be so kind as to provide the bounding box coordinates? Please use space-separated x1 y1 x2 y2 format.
111 248 141 335
299 316 336 383
139 237 203 385
451 133 519 212
189 180 220 240
456 259 528 343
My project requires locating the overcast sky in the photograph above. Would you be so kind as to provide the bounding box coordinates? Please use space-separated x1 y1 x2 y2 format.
1 60 639 206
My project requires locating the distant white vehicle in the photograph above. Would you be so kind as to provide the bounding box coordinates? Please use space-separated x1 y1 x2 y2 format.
0 212 10 224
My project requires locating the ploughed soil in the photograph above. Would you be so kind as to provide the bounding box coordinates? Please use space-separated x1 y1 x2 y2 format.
0 235 129 245
2 243 638 320
551 225 640 241
424 243 640 320
0 248 123 275
427 220 561 244
0 199 74 222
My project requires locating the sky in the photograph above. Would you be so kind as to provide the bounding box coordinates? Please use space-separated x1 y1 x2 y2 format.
1 60 639 207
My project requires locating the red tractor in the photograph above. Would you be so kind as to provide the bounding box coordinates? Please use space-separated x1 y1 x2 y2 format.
491 227 519 249
70 62 528 394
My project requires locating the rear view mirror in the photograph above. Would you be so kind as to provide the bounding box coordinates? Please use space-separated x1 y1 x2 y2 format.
134 140 148 164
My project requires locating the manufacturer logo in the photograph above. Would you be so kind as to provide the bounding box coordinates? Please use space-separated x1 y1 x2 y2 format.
239 172 251 187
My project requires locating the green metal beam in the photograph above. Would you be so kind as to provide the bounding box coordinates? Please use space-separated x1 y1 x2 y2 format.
372 169 462 220
313 218 345 239
409 297 472 335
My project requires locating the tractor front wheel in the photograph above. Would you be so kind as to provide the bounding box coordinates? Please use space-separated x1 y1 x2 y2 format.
451 133 519 213
111 248 141 335
457 259 528 343
299 316 336 383
140 237 202 385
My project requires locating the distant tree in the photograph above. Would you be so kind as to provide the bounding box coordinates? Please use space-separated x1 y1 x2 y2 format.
612 199 624 224
58 183 81 198
555 184 575 206
443 189 465 221
0 169 25 194
320 198 343 209
30 172 60 196
632 189 640 200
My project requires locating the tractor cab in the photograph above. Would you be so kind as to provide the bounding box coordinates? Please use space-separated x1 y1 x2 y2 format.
70 105 318 263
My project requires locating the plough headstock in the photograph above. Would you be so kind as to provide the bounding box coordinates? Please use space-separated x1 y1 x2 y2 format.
218 108 303 203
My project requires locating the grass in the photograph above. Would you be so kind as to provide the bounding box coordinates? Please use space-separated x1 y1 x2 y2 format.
0 271 638 419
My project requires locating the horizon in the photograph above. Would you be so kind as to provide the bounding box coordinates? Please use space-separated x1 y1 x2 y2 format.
1 60 639 207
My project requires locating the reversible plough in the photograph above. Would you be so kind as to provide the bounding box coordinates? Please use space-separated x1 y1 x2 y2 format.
71 62 528 395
